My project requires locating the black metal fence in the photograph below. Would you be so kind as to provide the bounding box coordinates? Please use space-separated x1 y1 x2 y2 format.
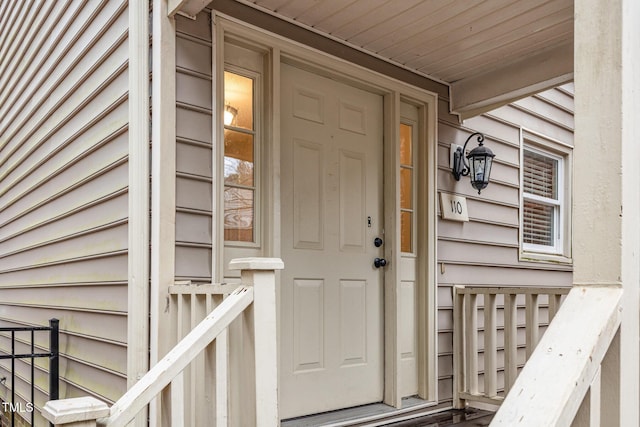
0 319 59 426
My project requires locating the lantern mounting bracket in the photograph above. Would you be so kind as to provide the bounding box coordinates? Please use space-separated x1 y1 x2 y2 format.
452 132 485 181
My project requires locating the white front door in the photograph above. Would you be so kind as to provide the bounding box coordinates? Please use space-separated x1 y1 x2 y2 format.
280 63 385 419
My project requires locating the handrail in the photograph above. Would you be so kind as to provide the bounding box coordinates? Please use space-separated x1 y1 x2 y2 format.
41 257 284 427
100 286 253 426
490 285 622 426
453 285 570 408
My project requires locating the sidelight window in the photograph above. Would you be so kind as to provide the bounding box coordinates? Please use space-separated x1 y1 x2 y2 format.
224 70 257 243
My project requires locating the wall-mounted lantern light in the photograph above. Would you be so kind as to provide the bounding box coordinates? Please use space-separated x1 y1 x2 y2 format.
452 132 495 194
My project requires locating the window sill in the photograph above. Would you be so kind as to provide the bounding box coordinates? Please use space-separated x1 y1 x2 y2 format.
520 250 572 265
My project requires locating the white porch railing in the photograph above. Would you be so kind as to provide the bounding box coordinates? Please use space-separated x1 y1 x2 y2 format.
490 285 622 426
40 257 283 427
453 285 570 408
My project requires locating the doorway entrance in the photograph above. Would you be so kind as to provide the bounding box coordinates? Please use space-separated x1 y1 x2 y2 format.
279 63 385 419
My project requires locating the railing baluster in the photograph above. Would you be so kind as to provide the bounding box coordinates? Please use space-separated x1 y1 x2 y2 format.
31 330 35 426
525 294 540 358
549 293 562 322
39 259 285 427
485 293 498 398
216 328 229 427
171 371 185 426
452 286 466 409
188 293 196 425
465 293 479 395
504 293 518 393
11 331 15 427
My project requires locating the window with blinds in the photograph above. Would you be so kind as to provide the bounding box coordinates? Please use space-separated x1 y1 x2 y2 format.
522 148 562 253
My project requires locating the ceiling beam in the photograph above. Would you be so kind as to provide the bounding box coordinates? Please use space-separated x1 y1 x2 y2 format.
450 42 574 121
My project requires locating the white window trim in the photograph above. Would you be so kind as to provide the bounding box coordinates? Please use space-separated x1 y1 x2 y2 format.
519 129 572 264
222 63 263 249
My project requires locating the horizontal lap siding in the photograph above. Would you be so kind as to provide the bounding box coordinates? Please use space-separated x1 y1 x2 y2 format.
436 86 574 404
175 11 213 282
0 0 129 422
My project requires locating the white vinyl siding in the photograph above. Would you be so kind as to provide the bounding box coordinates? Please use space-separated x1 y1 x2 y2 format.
436 85 574 405
0 1 129 424
175 11 214 282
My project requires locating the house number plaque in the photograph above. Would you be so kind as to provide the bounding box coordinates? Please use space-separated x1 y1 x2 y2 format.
440 193 469 222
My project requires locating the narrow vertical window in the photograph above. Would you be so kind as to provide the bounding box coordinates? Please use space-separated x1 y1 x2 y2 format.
224 71 256 243
400 123 415 253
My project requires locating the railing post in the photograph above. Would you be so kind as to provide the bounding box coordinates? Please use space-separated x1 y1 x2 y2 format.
50 318 59 402
452 286 466 409
229 257 284 427
41 397 109 427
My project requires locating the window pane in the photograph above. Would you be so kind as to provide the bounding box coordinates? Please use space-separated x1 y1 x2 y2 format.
400 123 412 165
523 200 555 246
400 168 412 209
224 71 253 130
524 150 557 199
224 130 254 185
224 187 254 242
401 211 412 253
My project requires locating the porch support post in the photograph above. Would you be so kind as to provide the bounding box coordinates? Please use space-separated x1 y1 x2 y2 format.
229 258 284 427
127 2 150 427
574 0 640 424
151 0 177 425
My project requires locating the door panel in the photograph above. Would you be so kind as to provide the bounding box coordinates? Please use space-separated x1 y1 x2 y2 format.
280 63 384 419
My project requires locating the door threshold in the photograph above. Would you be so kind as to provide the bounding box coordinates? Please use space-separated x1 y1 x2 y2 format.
281 397 445 427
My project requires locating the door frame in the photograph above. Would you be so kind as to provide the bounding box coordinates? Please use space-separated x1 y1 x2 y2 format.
212 12 439 409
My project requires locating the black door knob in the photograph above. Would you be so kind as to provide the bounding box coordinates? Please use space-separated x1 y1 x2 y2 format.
374 237 383 247
374 258 387 268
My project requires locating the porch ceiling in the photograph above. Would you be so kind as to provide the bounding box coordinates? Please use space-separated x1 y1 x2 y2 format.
174 0 574 119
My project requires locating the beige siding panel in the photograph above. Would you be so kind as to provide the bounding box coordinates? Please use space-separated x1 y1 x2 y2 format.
176 176 212 212
0 193 127 255
0 254 128 287
438 169 519 206
0 99 127 197
0 163 128 241
176 72 212 110
536 87 575 113
438 264 572 287
176 107 213 143
439 240 573 272
0 0 87 125
175 10 214 282
512 95 574 130
0 285 127 313
176 36 212 76
438 220 518 248
176 211 212 245
175 246 212 280
0 3 128 163
0 224 127 272
0 0 130 412
176 141 213 177
488 104 573 145
0 305 126 344
0 128 128 225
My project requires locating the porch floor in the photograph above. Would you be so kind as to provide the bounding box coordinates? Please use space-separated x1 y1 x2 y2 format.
282 399 493 427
